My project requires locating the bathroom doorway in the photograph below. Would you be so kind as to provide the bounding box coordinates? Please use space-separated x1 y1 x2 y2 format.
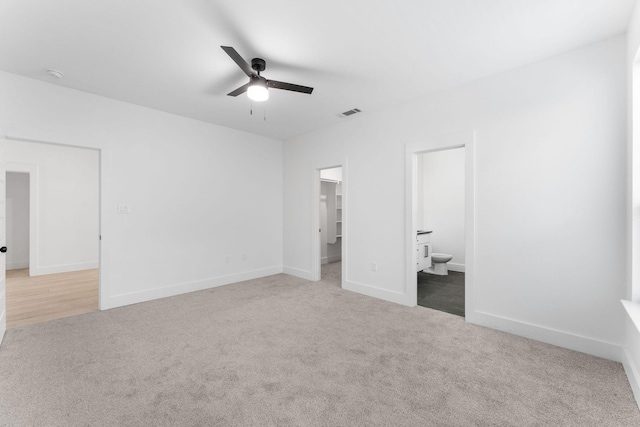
405 131 475 317
417 148 465 316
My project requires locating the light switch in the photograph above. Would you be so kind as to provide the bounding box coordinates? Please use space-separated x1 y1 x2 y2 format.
118 204 131 214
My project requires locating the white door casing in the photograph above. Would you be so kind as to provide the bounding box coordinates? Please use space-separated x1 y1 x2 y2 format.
0 139 7 344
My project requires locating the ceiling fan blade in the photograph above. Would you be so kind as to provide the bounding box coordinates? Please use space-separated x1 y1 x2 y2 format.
267 80 314 94
227 81 251 96
221 46 254 77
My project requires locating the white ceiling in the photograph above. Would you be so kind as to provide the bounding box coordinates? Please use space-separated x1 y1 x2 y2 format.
0 0 635 140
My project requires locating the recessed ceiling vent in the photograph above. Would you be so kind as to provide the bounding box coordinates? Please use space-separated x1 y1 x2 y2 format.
338 108 361 118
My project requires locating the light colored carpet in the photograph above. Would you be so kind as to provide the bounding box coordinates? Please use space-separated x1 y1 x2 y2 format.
0 262 638 426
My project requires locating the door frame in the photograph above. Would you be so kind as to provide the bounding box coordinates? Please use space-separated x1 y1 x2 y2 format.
4 136 106 311
311 164 346 284
1 139 6 344
405 131 475 314
6 165 38 276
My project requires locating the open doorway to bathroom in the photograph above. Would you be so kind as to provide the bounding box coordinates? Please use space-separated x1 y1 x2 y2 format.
318 166 343 285
416 147 466 316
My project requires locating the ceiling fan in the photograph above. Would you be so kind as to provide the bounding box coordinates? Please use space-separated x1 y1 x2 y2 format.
221 46 313 102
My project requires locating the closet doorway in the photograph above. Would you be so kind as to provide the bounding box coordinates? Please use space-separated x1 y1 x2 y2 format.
315 166 344 285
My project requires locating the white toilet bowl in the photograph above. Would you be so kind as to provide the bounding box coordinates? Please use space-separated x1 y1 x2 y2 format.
429 253 453 275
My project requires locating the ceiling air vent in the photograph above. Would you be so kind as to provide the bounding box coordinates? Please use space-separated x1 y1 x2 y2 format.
337 108 361 118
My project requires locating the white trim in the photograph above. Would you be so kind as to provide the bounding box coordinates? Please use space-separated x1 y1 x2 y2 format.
447 262 465 273
311 169 322 281
466 309 622 362
283 266 314 281
343 280 411 306
622 347 640 409
5 162 38 278
104 266 283 309
322 254 342 265
405 131 476 310
622 300 640 408
0 276 5 344
29 262 99 276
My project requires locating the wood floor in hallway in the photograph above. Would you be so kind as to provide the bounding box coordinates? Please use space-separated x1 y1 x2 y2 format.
6 268 99 328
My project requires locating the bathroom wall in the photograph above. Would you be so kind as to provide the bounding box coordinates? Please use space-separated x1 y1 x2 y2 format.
421 148 465 271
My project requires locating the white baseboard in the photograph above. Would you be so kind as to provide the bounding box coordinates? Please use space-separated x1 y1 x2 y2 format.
447 262 465 273
283 266 314 281
104 266 283 310
466 310 622 362
327 254 341 263
321 255 341 265
30 261 99 276
622 300 640 409
622 347 640 410
343 280 412 306
6 260 29 270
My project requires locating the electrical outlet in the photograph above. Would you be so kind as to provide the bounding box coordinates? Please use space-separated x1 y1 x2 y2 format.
371 262 378 272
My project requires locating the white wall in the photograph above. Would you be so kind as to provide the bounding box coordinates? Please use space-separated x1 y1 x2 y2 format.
6 141 99 275
0 70 283 309
421 148 465 271
6 172 29 270
283 35 626 361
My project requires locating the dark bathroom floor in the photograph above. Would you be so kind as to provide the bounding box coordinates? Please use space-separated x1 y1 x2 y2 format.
417 271 465 317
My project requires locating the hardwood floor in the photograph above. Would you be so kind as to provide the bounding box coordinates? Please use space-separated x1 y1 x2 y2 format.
6 268 99 328
417 271 465 317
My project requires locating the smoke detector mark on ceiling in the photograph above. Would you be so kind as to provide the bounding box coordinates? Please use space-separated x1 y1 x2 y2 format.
337 108 361 118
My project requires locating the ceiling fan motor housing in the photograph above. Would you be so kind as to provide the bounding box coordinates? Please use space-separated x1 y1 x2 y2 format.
251 58 266 73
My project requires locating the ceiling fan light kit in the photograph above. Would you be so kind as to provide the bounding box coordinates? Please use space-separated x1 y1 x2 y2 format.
247 76 269 102
221 46 313 102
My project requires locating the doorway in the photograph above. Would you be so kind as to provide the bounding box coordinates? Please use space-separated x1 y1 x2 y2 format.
314 166 344 285
5 139 100 328
416 148 465 316
6 172 29 272
405 131 475 315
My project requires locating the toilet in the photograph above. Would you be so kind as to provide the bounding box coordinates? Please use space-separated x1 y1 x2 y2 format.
429 253 453 275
